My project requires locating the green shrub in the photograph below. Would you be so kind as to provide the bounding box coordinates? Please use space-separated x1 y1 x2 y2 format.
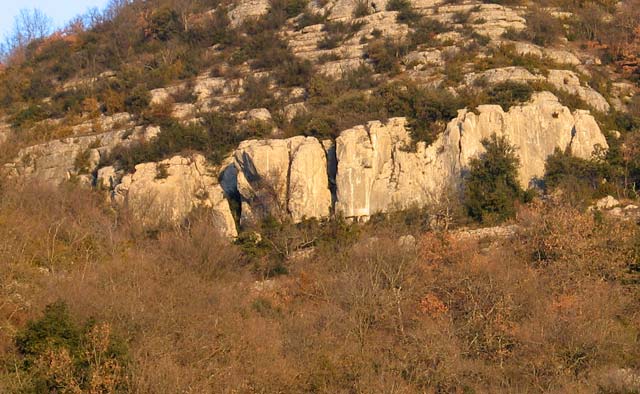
149 7 181 41
353 0 371 17
365 38 409 74
105 110 250 170
543 148 615 206
275 58 312 87
487 82 534 111
10 104 51 128
124 86 151 115
386 0 421 25
283 0 309 18
156 163 170 179
16 301 81 361
409 19 447 48
317 34 341 49
296 10 326 30
464 134 525 224
239 76 276 110
15 301 129 393
318 21 364 50
374 83 464 145
74 149 94 174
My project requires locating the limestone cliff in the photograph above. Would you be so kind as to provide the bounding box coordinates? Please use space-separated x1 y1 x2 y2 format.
114 154 237 238
231 136 332 225
3 92 609 234
334 92 607 220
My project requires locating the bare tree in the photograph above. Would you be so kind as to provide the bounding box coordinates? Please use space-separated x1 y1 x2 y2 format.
1 8 53 62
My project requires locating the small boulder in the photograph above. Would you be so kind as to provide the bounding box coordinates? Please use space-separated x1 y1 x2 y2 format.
246 108 272 122
398 235 417 250
595 195 620 210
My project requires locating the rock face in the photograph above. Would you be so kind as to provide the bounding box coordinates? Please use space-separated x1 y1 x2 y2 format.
5 92 609 231
232 136 332 224
228 0 270 27
465 66 541 86
547 70 610 112
465 67 611 113
510 41 581 66
428 3 526 39
333 92 608 220
4 126 158 185
114 154 237 237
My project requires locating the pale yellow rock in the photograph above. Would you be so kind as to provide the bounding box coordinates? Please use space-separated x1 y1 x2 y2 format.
334 93 609 220
510 41 581 66
233 136 332 224
465 66 543 86
547 69 610 112
234 139 291 223
120 154 237 237
288 137 332 222
228 0 270 27
6 126 151 184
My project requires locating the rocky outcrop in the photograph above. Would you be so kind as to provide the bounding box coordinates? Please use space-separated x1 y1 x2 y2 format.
4 126 159 185
114 154 237 237
232 136 332 224
427 3 526 39
547 70 610 112
465 67 610 113
283 10 408 74
509 41 581 66
589 196 640 222
4 92 609 231
228 0 270 27
464 66 541 86
333 92 608 220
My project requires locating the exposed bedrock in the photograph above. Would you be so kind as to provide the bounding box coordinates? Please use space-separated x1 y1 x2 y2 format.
333 92 607 220
5 92 608 234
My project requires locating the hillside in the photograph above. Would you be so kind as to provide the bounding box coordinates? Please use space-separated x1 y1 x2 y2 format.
1 0 640 392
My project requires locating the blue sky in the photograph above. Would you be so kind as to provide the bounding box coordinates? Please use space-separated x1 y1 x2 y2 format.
1 0 111 41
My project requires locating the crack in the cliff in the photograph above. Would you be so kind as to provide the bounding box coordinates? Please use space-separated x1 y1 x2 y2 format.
457 121 464 176
285 144 295 217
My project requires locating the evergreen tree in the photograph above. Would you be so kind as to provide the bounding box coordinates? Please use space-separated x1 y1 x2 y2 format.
464 134 524 224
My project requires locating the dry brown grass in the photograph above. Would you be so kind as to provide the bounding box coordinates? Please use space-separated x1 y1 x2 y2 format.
0 183 639 393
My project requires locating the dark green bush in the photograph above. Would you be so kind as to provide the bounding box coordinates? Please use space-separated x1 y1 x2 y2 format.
275 57 312 87
409 19 447 47
386 0 421 25
464 134 525 224
374 83 465 145
487 82 534 111
239 76 276 110
15 301 129 393
106 110 251 170
297 10 326 29
365 38 409 74
543 148 616 206
282 0 309 18
317 20 364 50
124 86 151 115
353 0 371 17
149 7 181 41
10 104 51 128
16 301 81 361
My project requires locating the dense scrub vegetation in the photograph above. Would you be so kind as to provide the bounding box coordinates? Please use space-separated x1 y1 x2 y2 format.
0 182 639 393
463 134 528 224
